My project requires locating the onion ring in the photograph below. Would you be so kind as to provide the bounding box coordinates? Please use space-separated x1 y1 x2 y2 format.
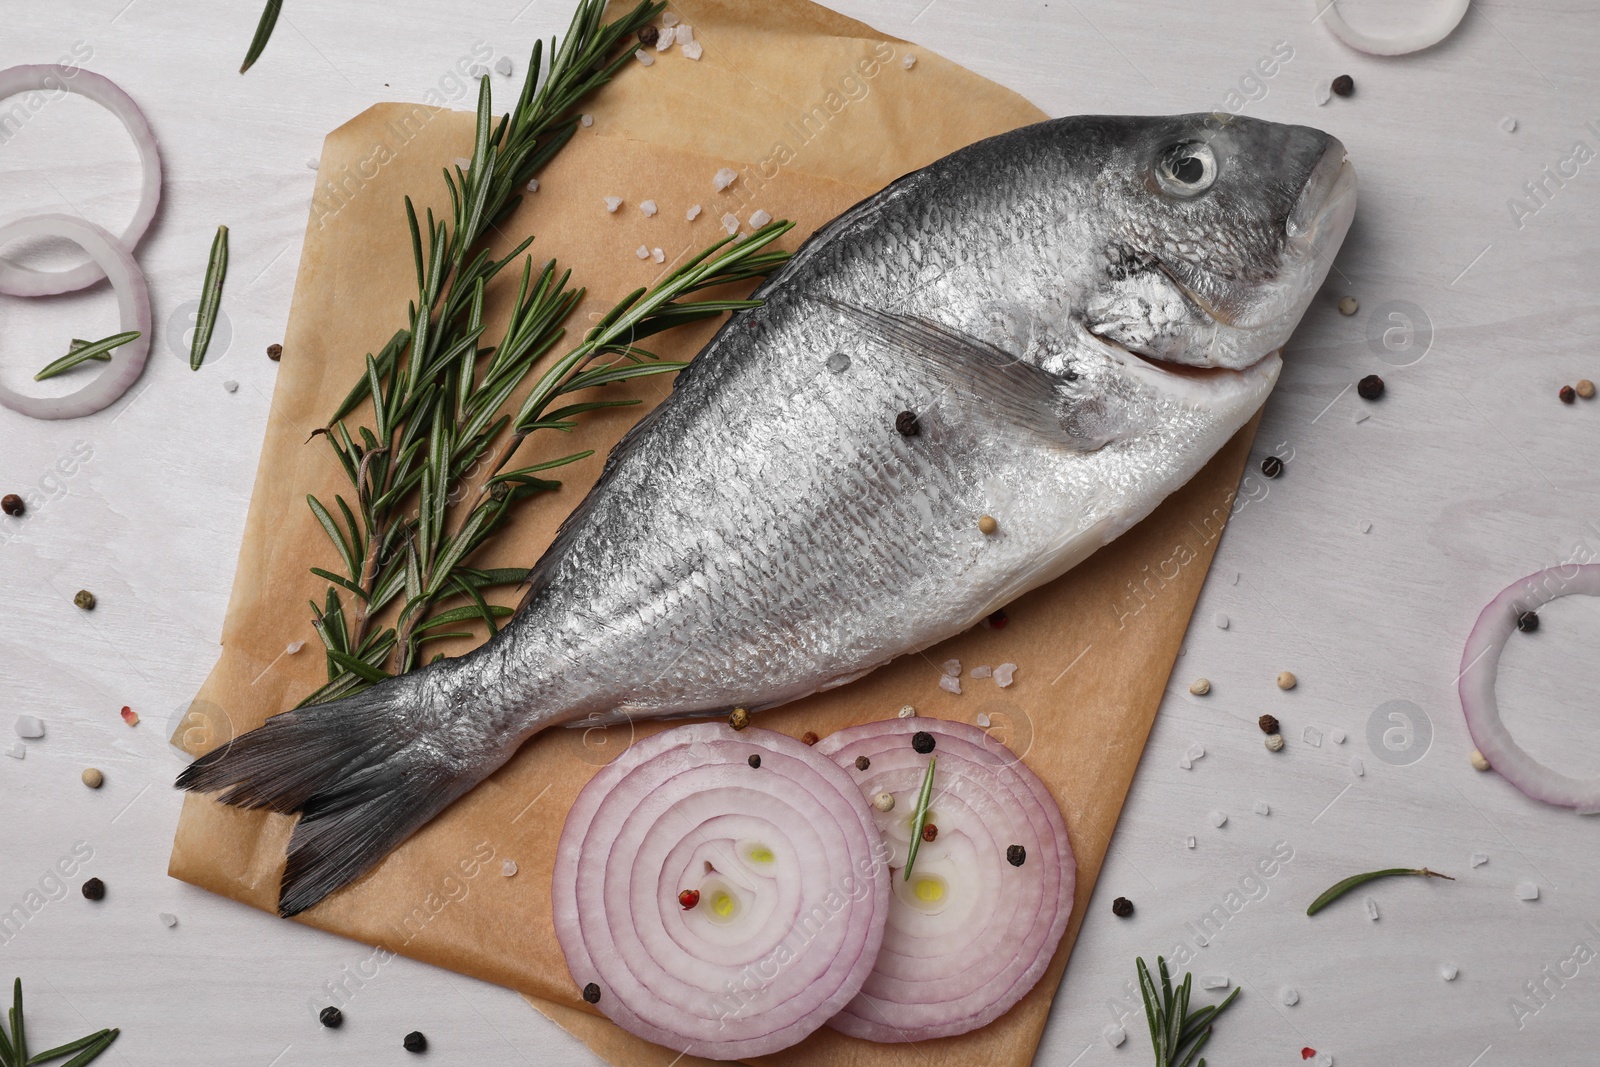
552 723 889 1059
0 214 151 420
0 65 163 296
1459 565 1600 814
1314 0 1470 56
814 718 1074 1042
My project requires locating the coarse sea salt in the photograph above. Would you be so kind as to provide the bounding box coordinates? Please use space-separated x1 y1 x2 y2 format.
721 212 739 235
994 663 1017 687
306 157 320 170
641 199 658 217
941 659 961 677
1184 835 1196 849
1214 612 1230 630
1254 801 1270 816
713 167 739 191
1365 896 1379 921
902 53 917 69
1329 727 1346 744
1103 1024 1126 1048
1440 963 1458 981
286 641 304 654
681 40 703 61
502 859 518 877
1199 975 1229 990
581 113 595 127
635 49 655 66
662 12 680 26
14 715 44 739
1471 852 1489 868
495 55 514 76
676 24 694 42
223 380 239 393
686 204 702 220
938 675 961 695
526 178 539 193
1280 987 1300 1006
1350 757 1365 777
159 912 178 928
652 248 665 263
971 665 992 679
605 196 623 212
1517 882 1540 901
1209 810 1227 828
655 26 676 50
1303 725 1323 748
975 712 991 727
6 742 24 759
749 208 772 228
635 245 650 259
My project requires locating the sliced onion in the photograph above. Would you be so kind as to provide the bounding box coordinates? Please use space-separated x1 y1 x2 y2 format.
1460 565 1600 814
552 723 889 1059
0 64 163 296
1314 0 1470 56
813 718 1074 1042
0 214 151 420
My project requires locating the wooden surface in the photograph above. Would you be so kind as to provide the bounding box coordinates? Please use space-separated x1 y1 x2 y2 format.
4 2 1600 1066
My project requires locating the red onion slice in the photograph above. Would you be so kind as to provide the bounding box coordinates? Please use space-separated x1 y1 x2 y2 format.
1313 0 1469 56
0 65 163 296
814 718 1074 1042
0 214 151 420
1460 566 1600 814
552 723 889 1059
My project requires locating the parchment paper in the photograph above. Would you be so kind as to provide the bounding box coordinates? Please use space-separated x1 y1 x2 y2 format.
168 2 1261 1064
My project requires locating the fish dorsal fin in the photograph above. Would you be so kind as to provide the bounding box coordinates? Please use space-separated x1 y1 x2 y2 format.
816 296 1096 448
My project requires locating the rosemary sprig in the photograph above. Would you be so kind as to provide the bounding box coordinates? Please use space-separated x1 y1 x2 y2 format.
903 755 937 881
1136 957 1238 1067
191 225 229 370
34 332 140 381
0 979 119 1067
300 0 793 700
240 0 282 74
1305 867 1454 916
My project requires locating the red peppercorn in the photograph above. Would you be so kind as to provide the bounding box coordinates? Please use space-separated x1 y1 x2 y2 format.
921 823 938 842
986 609 1008 629
1559 385 1576 404
801 731 819 745
1 494 23 516
678 889 700 910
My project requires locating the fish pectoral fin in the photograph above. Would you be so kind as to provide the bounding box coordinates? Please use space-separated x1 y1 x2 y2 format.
816 296 1095 448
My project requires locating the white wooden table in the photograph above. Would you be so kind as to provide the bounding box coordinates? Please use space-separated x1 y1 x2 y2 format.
4 1 1598 1064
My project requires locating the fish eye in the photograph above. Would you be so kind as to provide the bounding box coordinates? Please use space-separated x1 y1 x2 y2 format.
1157 142 1217 197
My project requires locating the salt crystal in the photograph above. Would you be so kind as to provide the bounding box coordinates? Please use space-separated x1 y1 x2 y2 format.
1359 521 1372 534
1365 896 1380 920
713 167 739 191
6 743 24 760
721 212 739 235
14 715 44 739
1187 743 1205 761
662 13 680 27
652 248 665 263
897 705 917 718
501 859 518 877
1103 1024 1126 1048
1329 728 1346 744
975 712 991 727
994 663 1017 687
938 675 961 695
286 641 304 654
941 659 961 677
655 26 676 50
1302 725 1323 748
1280 987 1300 1006
581 113 594 128
1500 116 1518 133
1350 757 1365 777
526 178 539 193
1179 756 1192 771
1440 963 1458 981
306 157 321 170
1318 1056 1334 1067
902 53 917 69
159 912 178 928
1254 801 1270 816
1517 882 1540 901
1314 82 1332 106
636 245 650 259
634 49 655 66
641 199 658 217
1471 852 1489 868
1199 975 1229 990
1214 612 1230 629
826 351 851 373
1209 810 1227 828
223 380 239 393
495 55 514 76
971 665 992 679
605 196 623 212
681 40 703 61
1184 835 1196 849
676 24 694 42
686 204 702 220
749 208 772 228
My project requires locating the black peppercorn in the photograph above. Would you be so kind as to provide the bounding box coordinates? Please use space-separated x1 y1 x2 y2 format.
403 1031 427 1053
1516 610 1539 633
582 982 602 1004
747 754 761 768
1 494 23 516
81 877 105 901
1357 374 1385 400
1006 844 1026 867
1559 385 1576 404
267 343 283 361
1258 714 1280 735
1112 896 1135 918
319 1006 343 1028
911 731 935 754
1261 455 1283 479
1331 74 1354 97
638 25 659 46
894 410 920 436
854 755 870 771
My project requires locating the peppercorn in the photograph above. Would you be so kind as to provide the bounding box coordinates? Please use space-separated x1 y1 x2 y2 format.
728 707 750 730
1578 379 1596 399
1559 385 1576 404
267 343 283 361
1470 749 1491 771
986 609 1008 629
873 792 895 812
1331 74 1354 97
403 1031 427 1053
1357 374 1384 400
1258 714 1280 735
1277 671 1297 690
638 24 659 46
81 767 104 789
1265 733 1285 752
978 514 998 535
854 755 870 771
1111 896 1134 918
81 878 105 901
582 982 602 1004
678 889 700 909
1516 610 1539 633
1006 844 1026 867
747 753 761 768
1189 678 1211 696
801 731 819 746
1 494 23 517
921 823 938 842
911 730 935 754
1337 295 1358 315
1261 455 1283 479
73 589 96 611
319 1006 343 1028
489 481 511 501
895 410 920 436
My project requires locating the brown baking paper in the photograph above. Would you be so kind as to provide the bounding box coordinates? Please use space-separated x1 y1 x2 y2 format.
168 2 1261 1065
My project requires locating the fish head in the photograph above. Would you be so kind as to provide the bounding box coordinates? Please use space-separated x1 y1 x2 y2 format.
1079 112 1356 371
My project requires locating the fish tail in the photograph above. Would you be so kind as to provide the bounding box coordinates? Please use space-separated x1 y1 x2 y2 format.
175 674 483 917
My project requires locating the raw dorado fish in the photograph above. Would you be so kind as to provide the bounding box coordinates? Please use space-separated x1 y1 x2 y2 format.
180 113 1356 915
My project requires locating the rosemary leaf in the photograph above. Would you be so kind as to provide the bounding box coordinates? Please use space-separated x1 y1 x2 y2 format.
53 1029 119 1067
1136 957 1239 1067
24 1027 110 1066
190 225 229 370
240 0 282 74
11 979 24 1067
34 331 140 381
1305 867 1454 916
903 755 937 881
